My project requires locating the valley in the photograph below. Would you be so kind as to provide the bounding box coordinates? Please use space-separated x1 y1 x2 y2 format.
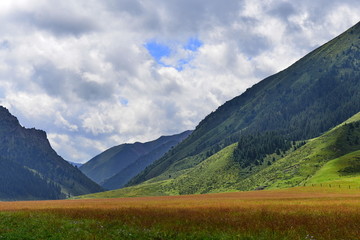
0 6 359 239
78 107 360 199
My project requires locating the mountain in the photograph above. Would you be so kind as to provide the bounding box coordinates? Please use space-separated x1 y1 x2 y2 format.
127 21 360 188
0 106 103 200
76 112 360 199
80 130 192 187
101 133 192 190
68 161 83 168
74 21 360 199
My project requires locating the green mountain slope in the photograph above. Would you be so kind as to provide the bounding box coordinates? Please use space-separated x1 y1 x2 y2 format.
308 150 360 185
305 113 360 186
128 21 360 187
77 112 360 199
80 131 192 185
0 106 103 200
239 113 360 190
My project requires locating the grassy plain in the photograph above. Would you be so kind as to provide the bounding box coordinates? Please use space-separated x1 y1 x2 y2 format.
1 187 360 239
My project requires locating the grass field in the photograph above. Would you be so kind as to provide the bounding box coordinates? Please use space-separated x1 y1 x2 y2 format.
1 187 360 239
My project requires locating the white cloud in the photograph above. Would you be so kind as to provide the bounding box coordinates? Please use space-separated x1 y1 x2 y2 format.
0 0 359 162
55 112 78 132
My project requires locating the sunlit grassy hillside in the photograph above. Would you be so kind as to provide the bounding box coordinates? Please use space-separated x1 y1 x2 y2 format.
239 113 360 190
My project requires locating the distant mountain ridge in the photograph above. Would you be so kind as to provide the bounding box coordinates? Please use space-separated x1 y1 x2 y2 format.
68 161 83 168
80 130 192 188
0 106 103 200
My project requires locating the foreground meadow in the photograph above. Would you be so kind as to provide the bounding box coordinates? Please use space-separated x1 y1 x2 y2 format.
1 187 360 239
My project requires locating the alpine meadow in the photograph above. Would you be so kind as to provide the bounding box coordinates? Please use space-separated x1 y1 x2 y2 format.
0 2 360 239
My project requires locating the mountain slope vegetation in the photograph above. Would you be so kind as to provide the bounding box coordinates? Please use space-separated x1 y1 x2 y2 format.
308 150 360 186
78 111 360 199
80 131 192 187
239 113 360 190
0 106 103 200
128 21 360 188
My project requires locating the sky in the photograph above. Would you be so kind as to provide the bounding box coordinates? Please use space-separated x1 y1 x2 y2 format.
0 0 359 163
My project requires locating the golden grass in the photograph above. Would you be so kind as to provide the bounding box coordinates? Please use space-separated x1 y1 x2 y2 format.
2 187 360 239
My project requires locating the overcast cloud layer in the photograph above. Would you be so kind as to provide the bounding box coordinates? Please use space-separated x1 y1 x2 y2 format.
0 0 359 163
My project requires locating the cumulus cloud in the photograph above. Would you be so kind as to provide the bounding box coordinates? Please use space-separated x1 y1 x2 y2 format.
0 0 359 162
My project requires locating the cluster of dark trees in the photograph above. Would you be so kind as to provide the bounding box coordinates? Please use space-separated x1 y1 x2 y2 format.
233 132 292 168
345 121 360 146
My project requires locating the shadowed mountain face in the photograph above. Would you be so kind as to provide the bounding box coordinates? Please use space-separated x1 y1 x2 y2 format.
80 130 192 187
127 21 360 188
101 137 190 190
0 106 103 200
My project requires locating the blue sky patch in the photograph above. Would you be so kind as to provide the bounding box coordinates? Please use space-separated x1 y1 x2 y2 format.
184 38 203 51
145 37 203 71
120 97 129 106
145 41 171 64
